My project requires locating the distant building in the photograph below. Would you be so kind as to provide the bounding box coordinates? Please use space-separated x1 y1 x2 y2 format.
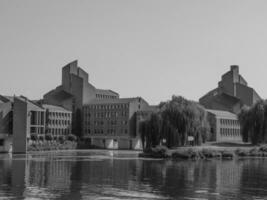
43 60 119 136
200 65 261 114
83 97 151 149
200 65 260 142
206 109 241 142
42 104 72 137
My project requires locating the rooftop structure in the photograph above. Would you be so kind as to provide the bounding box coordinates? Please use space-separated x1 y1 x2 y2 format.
43 60 119 136
200 65 261 114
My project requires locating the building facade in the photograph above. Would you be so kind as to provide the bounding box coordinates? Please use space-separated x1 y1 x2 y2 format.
200 65 261 114
42 104 72 137
13 96 46 153
43 60 119 137
206 109 241 142
83 97 150 149
199 65 260 142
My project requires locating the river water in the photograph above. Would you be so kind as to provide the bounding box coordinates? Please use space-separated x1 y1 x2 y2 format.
0 150 267 200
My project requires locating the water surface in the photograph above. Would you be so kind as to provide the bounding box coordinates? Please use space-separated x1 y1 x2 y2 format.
0 150 267 200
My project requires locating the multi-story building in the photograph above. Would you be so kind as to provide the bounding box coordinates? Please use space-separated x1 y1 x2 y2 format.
43 60 119 137
199 65 260 142
83 97 150 149
13 96 46 153
206 109 241 142
42 104 72 137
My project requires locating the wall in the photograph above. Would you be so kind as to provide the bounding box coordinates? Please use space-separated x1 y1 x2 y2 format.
236 83 254 106
13 98 27 153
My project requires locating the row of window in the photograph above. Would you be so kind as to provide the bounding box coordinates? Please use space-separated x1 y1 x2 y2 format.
96 94 117 99
220 119 239 126
85 104 129 110
48 119 71 126
47 128 71 135
49 112 71 118
30 111 45 125
85 129 128 134
86 120 128 126
30 127 45 134
84 111 128 118
220 128 240 137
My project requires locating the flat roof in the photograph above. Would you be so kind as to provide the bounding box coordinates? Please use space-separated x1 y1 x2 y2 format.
42 104 71 112
86 97 142 105
206 109 237 119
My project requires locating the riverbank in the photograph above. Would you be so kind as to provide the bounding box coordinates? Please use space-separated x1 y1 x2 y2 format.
139 143 267 160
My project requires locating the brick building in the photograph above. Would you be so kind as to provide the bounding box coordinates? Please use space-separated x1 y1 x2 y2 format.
83 97 151 149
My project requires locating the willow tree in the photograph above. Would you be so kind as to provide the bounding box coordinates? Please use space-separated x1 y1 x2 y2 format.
139 113 162 150
140 95 210 149
238 100 266 145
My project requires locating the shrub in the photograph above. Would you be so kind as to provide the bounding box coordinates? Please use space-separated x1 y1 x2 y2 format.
45 134 53 141
259 145 267 152
221 151 234 159
30 133 38 141
67 134 77 141
38 135 44 141
58 135 65 143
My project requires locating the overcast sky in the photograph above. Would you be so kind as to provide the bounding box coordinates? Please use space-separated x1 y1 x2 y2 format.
1 0 267 105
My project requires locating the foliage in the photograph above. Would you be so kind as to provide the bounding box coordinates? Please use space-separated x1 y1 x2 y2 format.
238 100 267 145
67 134 77 141
30 133 38 141
45 134 53 141
58 135 66 143
38 135 44 141
140 95 210 150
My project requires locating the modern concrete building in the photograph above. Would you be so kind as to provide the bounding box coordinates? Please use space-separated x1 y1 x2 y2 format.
83 97 151 149
199 65 260 142
206 109 241 142
43 60 119 137
42 104 72 137
200 65 261 114
13 96 46 153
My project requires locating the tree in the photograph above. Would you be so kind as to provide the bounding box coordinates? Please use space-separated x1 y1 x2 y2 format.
238 100 267 145
139 95 210 149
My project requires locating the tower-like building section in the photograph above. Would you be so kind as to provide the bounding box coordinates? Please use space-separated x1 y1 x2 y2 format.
199 65 261 114
43 60 119 136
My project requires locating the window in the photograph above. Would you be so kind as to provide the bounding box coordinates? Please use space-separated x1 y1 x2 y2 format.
0 139 4 146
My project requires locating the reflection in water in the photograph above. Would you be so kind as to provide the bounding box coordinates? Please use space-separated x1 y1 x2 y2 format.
0 151 267 199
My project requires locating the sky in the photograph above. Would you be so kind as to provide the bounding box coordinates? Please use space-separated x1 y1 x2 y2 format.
1 0 267 105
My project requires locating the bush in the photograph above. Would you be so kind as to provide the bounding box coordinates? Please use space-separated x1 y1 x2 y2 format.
67 134 77 141
259 145 267 152
30 133 38 141
58 135 66 143
45 134 53 141
221 151 234 159
38 135 44 141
